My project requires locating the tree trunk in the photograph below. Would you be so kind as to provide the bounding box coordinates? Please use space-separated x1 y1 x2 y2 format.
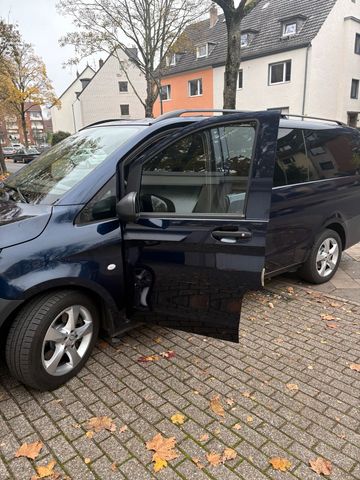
144 73 156 118
223 18 241 110
20 104 29 148
0 143 7 175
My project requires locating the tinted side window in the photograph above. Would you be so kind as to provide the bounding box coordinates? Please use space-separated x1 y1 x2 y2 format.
274 128 319 187
77 176 117 224
304 129 360 179
139 123 256 216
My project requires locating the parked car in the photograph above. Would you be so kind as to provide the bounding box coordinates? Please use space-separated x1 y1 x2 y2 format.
11 143 24 151
2 147 16 158
1 109 360 390
13 147 40 163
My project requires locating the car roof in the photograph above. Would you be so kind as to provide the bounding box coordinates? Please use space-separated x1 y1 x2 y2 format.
82 113 349 132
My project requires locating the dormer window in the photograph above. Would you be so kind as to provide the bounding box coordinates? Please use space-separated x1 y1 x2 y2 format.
241 34 249 47
196 44 208 58
166 53 177 67
283 22 297 37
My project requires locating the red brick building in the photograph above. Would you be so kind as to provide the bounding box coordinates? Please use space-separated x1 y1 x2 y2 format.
0 104 48 147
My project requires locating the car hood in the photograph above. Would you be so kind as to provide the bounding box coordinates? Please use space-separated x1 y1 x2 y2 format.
0 200 52 248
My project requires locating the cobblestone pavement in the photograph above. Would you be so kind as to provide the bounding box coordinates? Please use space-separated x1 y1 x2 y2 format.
0 261 359 479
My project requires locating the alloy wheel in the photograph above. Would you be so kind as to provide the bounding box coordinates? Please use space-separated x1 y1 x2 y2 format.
316 237 339 278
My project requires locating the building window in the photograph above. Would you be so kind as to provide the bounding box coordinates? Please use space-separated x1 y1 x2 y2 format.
241 34 249 47
351 79 359 99
188 79 203 96
355 34 360 54
269 60 292 85
283 22 297 36
118 81 128 92
238 70 243 89
160 85 171 101
120 104 130 116
196 44 208 58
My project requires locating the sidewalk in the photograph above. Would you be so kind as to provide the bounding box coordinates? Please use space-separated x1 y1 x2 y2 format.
0 254 359 479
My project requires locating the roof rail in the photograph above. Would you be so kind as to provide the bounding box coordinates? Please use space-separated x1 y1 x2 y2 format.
280 113 345 126
80 119 126 130
154 109 346 127
154 109 249 122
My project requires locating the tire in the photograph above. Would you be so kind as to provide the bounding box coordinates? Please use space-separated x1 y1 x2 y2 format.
5 290 99 391
298 229 342 284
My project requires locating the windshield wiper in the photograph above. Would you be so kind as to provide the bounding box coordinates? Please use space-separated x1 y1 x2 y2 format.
1 184 29 203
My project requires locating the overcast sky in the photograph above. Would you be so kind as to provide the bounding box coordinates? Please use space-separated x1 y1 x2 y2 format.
0 0 99 96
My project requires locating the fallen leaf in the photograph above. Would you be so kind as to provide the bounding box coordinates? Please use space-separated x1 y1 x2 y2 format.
326 322 338 329
154 457 167 472
210 395 225 417
269 457 292 472
242 391 252 398
146 433 179 472
309 457 332 476
246 416 254 423
226 398 235 406
84 458 91 464
85 431 94 439
268 302 275 309
119 425 128 433
233 423 242 430
16 441 43 460
153 337 162 344
199 434 209 442
171 413 185 425
206 452 222 466
330 302 342 308
320 314 336 321
308 365 314 370
192 457 205 469
160 350 176 359
350 364 360 372
287 286 295 294
111 463 117 472
97 340 108 349
86 416 116 433
222 448 237 461
286 383 299 392
138 354 160 363
32 460 56 479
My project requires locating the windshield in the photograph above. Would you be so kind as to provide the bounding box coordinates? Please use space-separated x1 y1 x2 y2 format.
1 125 144 204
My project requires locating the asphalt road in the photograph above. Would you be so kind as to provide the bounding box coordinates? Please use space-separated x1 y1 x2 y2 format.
5 159 25 175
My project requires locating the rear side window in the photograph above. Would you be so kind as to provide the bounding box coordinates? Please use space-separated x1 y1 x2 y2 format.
274 127 360 187
304 129 360 179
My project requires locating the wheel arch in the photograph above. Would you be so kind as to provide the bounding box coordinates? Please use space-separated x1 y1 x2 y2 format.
324 222 346 251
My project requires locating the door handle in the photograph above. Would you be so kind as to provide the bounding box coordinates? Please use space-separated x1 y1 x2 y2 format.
212 229 252 241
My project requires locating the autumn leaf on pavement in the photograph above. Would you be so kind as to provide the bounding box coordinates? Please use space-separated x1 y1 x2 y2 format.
326 322 338 329
171 413 185 425
287 286 295 294
350 363 360 372
138 354 160 363
286 383 299 392
268 302 275 309
119 425 128 433
31 460 56 479
222 448 237 461
226 398 235 406
269 457 292 472
192 457 205 469
309 457 332 476
320 314 336 321
206 452 222 466
160 350 176 359
86 416 116 433
233 423 242 430
146 433 179 472
199 433 209 442
16 441 43 460
210 395 225 417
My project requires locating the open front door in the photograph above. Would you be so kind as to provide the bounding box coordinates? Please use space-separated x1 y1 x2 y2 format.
119 111 280 342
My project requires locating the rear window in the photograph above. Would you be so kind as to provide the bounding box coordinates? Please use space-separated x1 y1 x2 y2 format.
274 127 360 187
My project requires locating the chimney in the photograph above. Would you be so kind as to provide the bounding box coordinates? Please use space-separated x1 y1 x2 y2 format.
209 4 218 28
99 58 104 69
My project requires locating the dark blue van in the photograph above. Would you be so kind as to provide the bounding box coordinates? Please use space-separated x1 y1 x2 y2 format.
1 110 359 390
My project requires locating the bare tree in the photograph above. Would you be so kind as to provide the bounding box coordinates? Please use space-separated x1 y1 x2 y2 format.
57 0 208 117
212 0 260 109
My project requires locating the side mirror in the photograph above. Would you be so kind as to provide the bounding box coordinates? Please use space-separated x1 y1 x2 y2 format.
116 191 139 223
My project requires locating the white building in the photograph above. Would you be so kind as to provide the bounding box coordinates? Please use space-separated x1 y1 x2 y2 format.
51 49 146 133
160 0 360 127
51 66 95 134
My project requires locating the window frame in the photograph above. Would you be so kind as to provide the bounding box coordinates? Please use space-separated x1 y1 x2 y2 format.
188 78 203 97
241 34 249 47
351 79 359 99
120 104 130 116
196 44 208 59
76 175 118 225
355 33 360 55
160 84 171 101
268 60 292 85
283 22 297 37
118 81 128 93
134 120 260 219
